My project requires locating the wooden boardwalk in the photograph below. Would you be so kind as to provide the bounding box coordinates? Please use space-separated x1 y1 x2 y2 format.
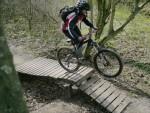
16 57 131 113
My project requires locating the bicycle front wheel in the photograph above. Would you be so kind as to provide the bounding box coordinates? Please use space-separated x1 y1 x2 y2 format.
94 49 123 77
57 47 80 73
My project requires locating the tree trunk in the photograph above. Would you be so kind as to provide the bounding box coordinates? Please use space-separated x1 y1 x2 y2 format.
108 0 115 34
84 0 112 57
95 0 111 41
83 0 94 58
0 1 29 113
28 0 32 32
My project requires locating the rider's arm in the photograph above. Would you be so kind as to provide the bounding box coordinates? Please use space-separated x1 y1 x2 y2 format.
82 17 94 28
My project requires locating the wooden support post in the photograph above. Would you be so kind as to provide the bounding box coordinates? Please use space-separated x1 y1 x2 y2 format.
63 83 73 99
71 85 79 96
63 83 79 99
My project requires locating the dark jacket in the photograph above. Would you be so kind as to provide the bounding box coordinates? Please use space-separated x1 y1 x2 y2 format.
62 11 94 39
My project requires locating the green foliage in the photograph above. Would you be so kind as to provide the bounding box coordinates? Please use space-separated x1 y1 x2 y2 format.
115 5 150 40
127 60 150 74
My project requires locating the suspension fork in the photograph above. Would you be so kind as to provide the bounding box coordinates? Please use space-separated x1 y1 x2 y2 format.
93 42 108 62
96 45 111 65
72 44 81 59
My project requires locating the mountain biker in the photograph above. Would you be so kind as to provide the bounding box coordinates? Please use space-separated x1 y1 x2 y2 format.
61 2 97 47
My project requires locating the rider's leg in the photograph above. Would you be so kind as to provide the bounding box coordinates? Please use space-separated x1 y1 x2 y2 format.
63 30 78 44
74 26 84 48
74 26 82 36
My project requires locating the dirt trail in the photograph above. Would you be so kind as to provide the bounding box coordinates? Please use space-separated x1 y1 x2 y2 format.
9 44 104 113
124 98 150 113
9 42 150 113
10 44 34 65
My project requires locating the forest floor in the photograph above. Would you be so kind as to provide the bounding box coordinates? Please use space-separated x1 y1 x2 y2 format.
6 5 150 113
9 42 106 113
9 34 150 113
8 26 150 113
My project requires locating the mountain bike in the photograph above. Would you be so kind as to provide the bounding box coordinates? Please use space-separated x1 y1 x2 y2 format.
57 31 123 77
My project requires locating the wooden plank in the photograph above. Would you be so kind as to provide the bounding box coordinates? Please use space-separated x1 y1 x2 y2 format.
63 67 85 79
69 67 93 82
57 66 91 80
16 57 46 72
41 63 64 77
16 57 44 69
64 67 85 79
17 57 54 72
67 67 86 80
69 68 88 82
85 79 105 95
90 82 111 99
57 70 70 78
51 60 68 78
51 67 67 78
39 63 61 77
73 68 94 82
102 90 121 108
22 60 58 76
54 70 68 78
57 71 70 79
107 94 126 112
42 62 62 76
17 58 56 75
113 98 131 113
79 75 99 90
29 60 58 76
57 66 84 79
96 85 116 104
61 70 74 79
58 71 73 79
32 60 57 76
57 62 79 77
59 71 74 79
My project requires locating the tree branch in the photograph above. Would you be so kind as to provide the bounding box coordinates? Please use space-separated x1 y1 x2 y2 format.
100 0 150 44
31 3 58 24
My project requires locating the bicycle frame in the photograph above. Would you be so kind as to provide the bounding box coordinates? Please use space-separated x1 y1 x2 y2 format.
69 31 105 57
82 38 100 51
58 30 123 76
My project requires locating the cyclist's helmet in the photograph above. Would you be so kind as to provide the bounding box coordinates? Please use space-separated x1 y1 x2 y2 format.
77 2 90 11
76 0 87 5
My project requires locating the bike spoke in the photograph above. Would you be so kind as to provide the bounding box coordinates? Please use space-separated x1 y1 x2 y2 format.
57 48 80 72
94 49 123 77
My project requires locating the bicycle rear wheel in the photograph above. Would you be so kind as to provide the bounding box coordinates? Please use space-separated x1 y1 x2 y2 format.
57 47 80 73
94 49 123 77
